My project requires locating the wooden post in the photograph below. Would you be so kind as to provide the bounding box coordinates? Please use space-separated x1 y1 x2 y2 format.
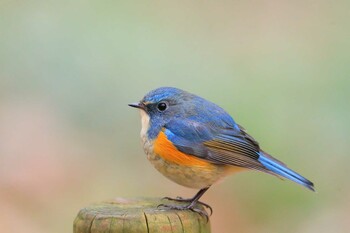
74 197 211 233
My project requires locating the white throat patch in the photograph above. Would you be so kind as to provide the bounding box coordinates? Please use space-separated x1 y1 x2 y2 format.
139 109 150 143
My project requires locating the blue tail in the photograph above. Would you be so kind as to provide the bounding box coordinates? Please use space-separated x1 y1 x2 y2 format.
258 153 315 191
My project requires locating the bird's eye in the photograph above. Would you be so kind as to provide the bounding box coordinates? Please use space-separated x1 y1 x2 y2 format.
157 102 167 112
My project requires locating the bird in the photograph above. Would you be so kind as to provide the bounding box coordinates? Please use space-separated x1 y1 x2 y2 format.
129 87 314 218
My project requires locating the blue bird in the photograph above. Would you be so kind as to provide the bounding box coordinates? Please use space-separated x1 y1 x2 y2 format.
129 87 314 217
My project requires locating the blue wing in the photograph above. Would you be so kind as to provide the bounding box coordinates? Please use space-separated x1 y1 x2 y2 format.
164 118 314 191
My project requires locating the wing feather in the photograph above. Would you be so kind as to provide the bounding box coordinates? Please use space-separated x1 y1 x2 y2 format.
164 119 273 173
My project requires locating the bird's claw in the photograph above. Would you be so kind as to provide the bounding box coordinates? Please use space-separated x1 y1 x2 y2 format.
157 203 209 222
162 196 213 216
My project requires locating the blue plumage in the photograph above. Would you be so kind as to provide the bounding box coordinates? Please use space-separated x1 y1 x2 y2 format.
258 153 314 191
133 87 315 191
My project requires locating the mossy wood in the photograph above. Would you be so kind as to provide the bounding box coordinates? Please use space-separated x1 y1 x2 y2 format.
74 197 211 233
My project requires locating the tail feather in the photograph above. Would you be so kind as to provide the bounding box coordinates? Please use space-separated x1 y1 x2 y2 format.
258 153 315 191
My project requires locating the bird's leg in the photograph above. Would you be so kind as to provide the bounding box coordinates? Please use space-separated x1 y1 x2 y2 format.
162 188 213 215
159 187 212 219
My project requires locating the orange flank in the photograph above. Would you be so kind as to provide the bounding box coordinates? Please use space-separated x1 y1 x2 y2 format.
153 130 214 168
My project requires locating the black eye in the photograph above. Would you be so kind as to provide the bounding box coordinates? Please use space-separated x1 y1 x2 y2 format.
157 102 167 111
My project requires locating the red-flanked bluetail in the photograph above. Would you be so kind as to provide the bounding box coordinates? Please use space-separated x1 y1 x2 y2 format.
129 87 314 218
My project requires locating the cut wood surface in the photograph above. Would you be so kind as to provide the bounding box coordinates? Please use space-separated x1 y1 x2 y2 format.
74 197 211 233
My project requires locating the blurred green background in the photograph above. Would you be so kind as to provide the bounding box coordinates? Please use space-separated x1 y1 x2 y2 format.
0 1 349 232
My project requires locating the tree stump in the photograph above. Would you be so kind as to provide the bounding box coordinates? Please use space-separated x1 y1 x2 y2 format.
74 197 211 233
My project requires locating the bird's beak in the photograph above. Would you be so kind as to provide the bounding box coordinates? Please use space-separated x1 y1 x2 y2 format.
128 102 145 110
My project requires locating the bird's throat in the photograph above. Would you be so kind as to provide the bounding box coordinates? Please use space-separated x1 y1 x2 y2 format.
139 109 150 144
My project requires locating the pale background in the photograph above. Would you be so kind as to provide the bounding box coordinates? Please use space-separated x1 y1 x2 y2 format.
0 1 349 233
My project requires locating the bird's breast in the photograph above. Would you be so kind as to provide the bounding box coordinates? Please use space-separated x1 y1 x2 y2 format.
145 130 233 189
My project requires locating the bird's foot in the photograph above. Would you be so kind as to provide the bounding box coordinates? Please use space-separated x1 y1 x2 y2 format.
162 196 213 216
157 202 209 222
